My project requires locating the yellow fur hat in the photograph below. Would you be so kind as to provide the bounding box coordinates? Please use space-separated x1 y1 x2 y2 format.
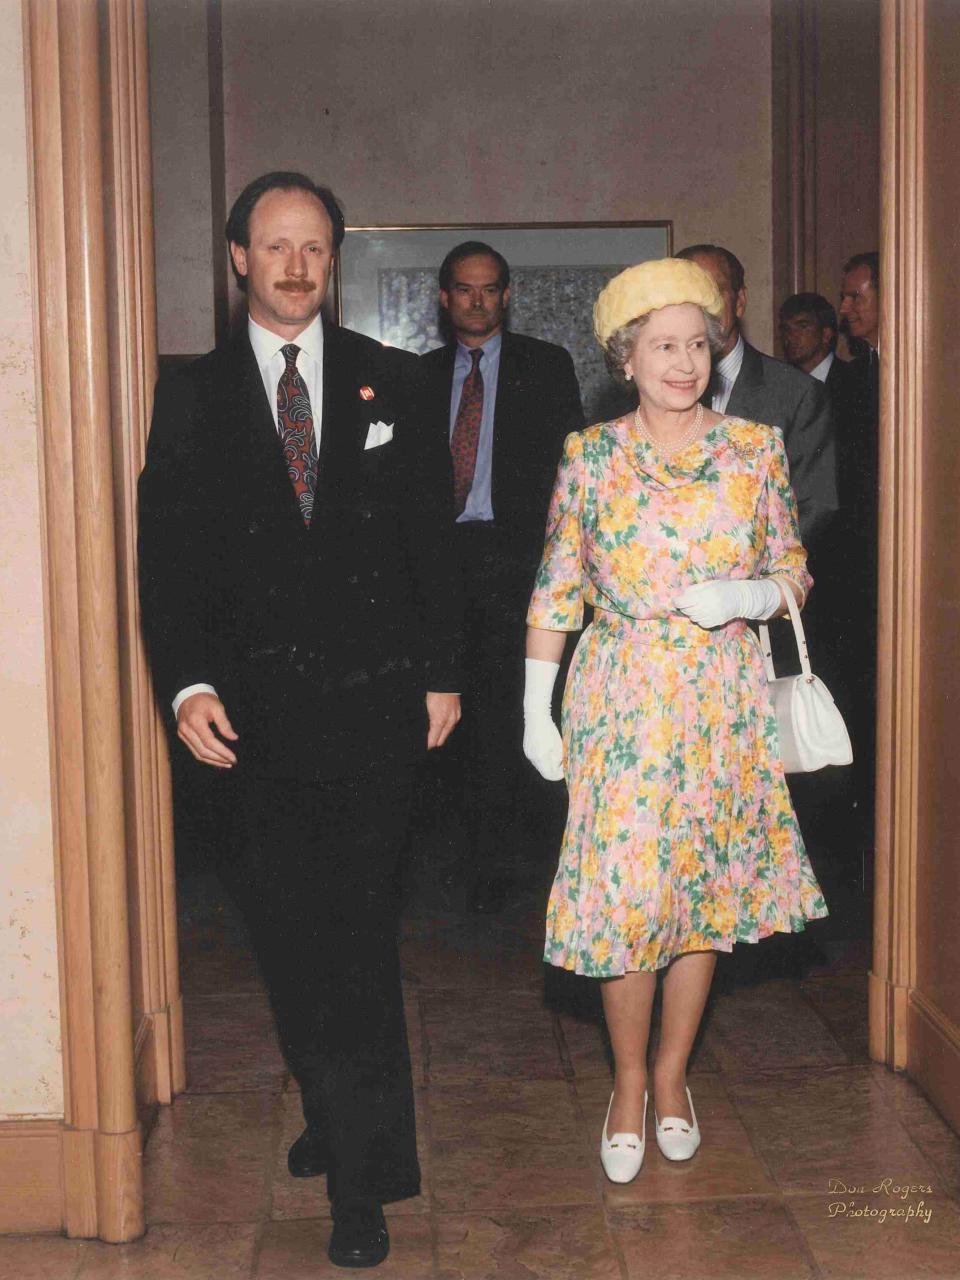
593 258 723 346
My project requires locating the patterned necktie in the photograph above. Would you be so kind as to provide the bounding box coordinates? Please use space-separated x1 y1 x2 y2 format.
276 343 317 526
450 347 484 517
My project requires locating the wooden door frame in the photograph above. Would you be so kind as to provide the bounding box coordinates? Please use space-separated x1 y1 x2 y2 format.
0 0 183 1240
2 0 943 1242
771 0 923 1083
868 0 922 1075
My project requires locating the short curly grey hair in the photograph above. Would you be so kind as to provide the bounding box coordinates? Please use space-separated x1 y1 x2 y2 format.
603 307 726 386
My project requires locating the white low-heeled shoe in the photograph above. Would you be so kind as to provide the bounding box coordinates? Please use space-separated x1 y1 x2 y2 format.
600 1090 647 1183
655 1086 700 1161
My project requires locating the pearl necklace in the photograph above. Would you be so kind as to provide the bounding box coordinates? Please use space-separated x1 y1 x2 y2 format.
635 402 703 456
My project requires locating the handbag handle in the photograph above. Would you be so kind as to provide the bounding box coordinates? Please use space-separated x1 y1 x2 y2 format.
758 580 813 683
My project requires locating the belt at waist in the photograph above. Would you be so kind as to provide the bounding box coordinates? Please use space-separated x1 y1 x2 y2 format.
592 606 749 650
454 520 498 536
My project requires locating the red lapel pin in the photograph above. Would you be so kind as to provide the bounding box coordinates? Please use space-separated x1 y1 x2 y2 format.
359 385 375 401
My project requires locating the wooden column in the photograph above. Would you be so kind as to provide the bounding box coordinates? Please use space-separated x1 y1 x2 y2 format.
869 0 923 1074
23 0 177 1241
99 0 185 1111
870 0 960 1129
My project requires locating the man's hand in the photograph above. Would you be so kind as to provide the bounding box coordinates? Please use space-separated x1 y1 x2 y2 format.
426 692 461 749
177 692 239 768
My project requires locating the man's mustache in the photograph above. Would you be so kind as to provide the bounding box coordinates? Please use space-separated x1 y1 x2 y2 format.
275 280 317 294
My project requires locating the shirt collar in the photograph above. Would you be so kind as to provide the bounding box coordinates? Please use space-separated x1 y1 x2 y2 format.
715 333 744 384
809 351 835 383
247 312 325 370
456 331 502 363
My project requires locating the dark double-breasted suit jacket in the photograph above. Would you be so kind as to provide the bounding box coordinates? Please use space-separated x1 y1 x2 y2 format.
818 353 878 622
724 341 838 549
420 330 584 577
825 353 877 522
138 320 462 783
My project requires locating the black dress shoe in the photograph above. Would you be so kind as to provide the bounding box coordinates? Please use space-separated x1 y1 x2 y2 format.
287 1125 328 1178
328 1198 389 1269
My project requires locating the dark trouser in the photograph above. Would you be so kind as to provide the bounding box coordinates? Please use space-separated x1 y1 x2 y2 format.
442 523 565 886
218 767 419 1205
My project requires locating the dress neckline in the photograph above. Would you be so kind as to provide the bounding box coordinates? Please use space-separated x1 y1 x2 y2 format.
614 415 734 487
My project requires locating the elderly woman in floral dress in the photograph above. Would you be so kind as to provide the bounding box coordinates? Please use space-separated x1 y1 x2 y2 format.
522 259 826 1182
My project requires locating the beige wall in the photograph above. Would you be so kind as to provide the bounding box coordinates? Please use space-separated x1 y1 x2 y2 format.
148 0 218 356
811 0 880 307
0 0 62 1120
153 0 776 355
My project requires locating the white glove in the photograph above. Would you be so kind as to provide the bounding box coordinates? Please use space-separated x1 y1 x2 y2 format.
674 578 782 630
523 658 564 781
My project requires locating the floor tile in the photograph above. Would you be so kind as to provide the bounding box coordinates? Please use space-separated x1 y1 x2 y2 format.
183 994 287 1094
556 1013 613 1079
789 1187 960 1277
705 979 850 1074
430 1136 599 1213
610 1197 816 1279
178 923 264 996
872 1069 960 1204
255 1216 434 1279
428 1078 580 1148
75 1224 258 1278
400 919 545 992
574 1074 778 1207
435 1205 621 1279
421 988 564 1084
728 1066 943 1196
143 1091 278 1224
800 971 871 1062
403 986 426 1088
0 1234 84 1280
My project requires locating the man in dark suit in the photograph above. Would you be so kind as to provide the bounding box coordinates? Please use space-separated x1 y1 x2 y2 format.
420 242 584 912
835 253 881 892
780 288 872 445
677 245 838 548
138 172 462 1269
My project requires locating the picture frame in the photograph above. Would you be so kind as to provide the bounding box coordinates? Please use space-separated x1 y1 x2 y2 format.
334 221 672 423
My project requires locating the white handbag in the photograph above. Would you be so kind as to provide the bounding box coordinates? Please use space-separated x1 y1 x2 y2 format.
758 586 853 773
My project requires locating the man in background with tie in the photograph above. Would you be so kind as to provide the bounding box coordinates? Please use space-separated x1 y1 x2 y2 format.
421 242 583 913
677 243 838 548
675 244 838 977
138 172 462 1269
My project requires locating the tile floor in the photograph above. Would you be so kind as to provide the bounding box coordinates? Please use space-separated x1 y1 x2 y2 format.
4 866 960 1279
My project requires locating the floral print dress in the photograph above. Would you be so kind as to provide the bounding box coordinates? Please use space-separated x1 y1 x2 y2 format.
527 416 827 977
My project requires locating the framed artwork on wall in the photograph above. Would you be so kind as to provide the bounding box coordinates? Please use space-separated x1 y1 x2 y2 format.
334 221 672 424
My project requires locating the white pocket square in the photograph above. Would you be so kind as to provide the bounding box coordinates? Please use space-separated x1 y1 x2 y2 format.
364 420 394 449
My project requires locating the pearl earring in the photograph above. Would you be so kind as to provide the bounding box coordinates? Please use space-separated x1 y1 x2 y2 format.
625 370 633 381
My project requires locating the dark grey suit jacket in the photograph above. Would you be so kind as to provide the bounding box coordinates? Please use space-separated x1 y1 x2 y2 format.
724 341 838 546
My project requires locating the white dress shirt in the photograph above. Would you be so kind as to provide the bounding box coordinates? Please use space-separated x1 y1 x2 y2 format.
172 314 325 716
248 313 324 437
711 333 745 414
809 351 835 384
